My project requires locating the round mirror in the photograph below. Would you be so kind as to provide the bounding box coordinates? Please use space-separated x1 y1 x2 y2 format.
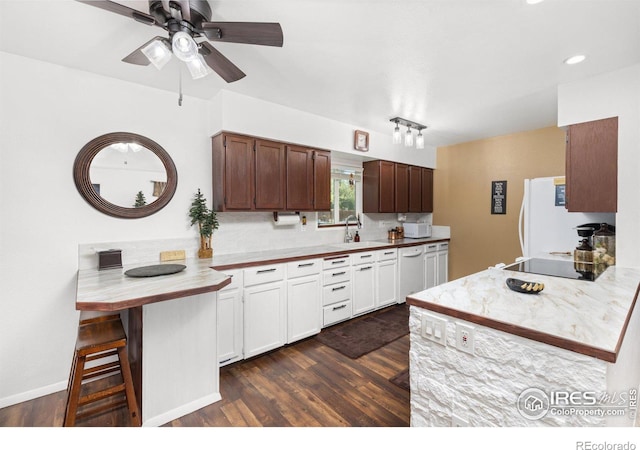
74 132 178 218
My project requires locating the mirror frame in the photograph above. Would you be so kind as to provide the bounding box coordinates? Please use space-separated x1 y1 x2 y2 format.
74 132 178 219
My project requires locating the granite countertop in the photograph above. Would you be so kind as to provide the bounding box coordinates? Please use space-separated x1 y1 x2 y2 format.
76 258 231 311
407 264 640 363
210 237 449 270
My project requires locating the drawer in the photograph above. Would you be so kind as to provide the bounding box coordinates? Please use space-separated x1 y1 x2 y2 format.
377 248 397 262
323 255 350 270
322 282 351 306
220 269 242 291
243 264 285 287
438 242 449 251
323 301 352 327
424 243 438 253
287 259 322 279
323 267 351 286
351 251 376 265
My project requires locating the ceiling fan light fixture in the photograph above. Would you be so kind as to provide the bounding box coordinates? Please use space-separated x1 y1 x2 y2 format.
185 54 212 79
141 39 172 70
172 31 199 62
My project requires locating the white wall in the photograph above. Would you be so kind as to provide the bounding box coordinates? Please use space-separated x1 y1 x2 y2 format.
0 52 213 406
557 64 640 268
216 90 437 168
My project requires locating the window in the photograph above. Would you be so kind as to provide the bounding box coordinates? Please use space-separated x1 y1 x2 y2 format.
318 166 363 227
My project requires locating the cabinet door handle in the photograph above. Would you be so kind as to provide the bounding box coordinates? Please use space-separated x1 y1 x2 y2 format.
332 285 346 291
257 268 277 274
332 271 346 276
428 245 437 249
359 255 373 259
331 260 346 265
360 266 373 271
403 252 422 258
384 251 395 255
297 262 315 267
332 304 347 311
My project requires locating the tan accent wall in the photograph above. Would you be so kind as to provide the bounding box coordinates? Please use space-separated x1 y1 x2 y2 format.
434 126 566 280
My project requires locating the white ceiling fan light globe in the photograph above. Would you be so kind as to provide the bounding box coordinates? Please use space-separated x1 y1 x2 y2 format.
172 31 199 62
141 39 172 70
186 54 212 79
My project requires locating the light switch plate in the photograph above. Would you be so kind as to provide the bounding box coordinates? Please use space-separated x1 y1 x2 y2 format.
421 313 447 346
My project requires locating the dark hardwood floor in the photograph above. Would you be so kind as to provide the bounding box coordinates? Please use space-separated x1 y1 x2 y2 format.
0 329 410 427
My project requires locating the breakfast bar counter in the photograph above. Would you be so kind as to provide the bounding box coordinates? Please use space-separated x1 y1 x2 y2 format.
406 264 640 427
75 258 231 427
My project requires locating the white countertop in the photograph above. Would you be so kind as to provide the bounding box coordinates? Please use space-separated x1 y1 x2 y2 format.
209 237 448 270
76 258 231 311
407 264 640 362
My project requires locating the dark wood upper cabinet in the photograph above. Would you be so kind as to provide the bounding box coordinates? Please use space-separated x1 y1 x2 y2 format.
421 168 434 213
212 133 254 211
394 163 409 213
364 160 434 213
408 166 422 212
363 160 396 213
565 116 618 213
255 140 286 210
313 150 331 211
213 132 331 212
286 145 314 210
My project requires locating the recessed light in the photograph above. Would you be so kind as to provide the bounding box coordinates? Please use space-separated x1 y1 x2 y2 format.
564 55 586 65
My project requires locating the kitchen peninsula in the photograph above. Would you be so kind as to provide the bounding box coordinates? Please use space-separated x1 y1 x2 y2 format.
76 253 230 427
407 264 640 427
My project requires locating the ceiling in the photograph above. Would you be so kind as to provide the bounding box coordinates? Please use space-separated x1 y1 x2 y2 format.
1 0 639 147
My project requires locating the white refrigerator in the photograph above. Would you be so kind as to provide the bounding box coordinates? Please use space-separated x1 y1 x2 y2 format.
519 176 615 258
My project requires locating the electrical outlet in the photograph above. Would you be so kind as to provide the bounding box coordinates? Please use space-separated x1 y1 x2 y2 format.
421 313 447 346
452 414 469 427
455 322 475 355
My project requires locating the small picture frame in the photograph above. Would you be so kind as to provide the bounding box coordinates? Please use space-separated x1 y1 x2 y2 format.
354 130 369 152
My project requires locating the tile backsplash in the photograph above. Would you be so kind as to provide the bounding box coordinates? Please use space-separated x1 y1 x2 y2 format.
78 212 449 270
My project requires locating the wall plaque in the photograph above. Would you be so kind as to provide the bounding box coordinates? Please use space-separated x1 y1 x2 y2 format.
491 180 507 215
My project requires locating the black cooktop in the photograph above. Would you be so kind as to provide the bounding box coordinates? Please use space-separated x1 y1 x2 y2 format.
504 258 600 281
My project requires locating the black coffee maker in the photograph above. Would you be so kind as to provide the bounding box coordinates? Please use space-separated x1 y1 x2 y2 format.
575 223 615 248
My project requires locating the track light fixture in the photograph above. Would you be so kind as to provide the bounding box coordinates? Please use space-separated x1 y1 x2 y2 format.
390 117 427 149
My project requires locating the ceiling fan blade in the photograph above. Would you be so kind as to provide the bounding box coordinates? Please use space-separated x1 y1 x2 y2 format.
122 37 165 66
200 22 284 47
199 42 246 83
75 0 157 26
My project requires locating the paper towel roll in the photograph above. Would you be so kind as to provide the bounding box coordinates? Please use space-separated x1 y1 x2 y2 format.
273 213 300 226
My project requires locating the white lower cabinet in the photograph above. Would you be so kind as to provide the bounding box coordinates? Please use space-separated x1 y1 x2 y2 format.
287 259 322 344
424 244 438 289
322 255 352 327
437 242 449 285
425 242 449 289
243 264 287 359
377 260 398 308
352 259 376 316
217 271 243 366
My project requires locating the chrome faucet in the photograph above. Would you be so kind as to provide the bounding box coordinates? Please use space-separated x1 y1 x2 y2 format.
344 214 361 243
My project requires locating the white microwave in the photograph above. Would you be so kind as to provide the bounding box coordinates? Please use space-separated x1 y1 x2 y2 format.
404 223 432 238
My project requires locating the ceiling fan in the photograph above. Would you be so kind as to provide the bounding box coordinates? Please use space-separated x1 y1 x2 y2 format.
77 0 283 83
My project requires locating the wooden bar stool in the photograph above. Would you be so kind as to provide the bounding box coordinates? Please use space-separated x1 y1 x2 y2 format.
63 314 140 426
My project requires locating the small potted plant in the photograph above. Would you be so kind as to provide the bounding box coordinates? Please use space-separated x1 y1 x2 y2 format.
134 191 147 208
189 189 219 259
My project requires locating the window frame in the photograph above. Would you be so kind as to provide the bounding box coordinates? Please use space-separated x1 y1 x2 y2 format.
318 164 363 228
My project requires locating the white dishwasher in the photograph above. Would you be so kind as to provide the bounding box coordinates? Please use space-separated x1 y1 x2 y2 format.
398 245 425 303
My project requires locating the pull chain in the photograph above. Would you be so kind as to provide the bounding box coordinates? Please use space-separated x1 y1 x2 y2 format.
178 66 183 106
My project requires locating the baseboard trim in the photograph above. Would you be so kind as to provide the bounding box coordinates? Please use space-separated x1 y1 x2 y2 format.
0 381 67 409
141 393 222 427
